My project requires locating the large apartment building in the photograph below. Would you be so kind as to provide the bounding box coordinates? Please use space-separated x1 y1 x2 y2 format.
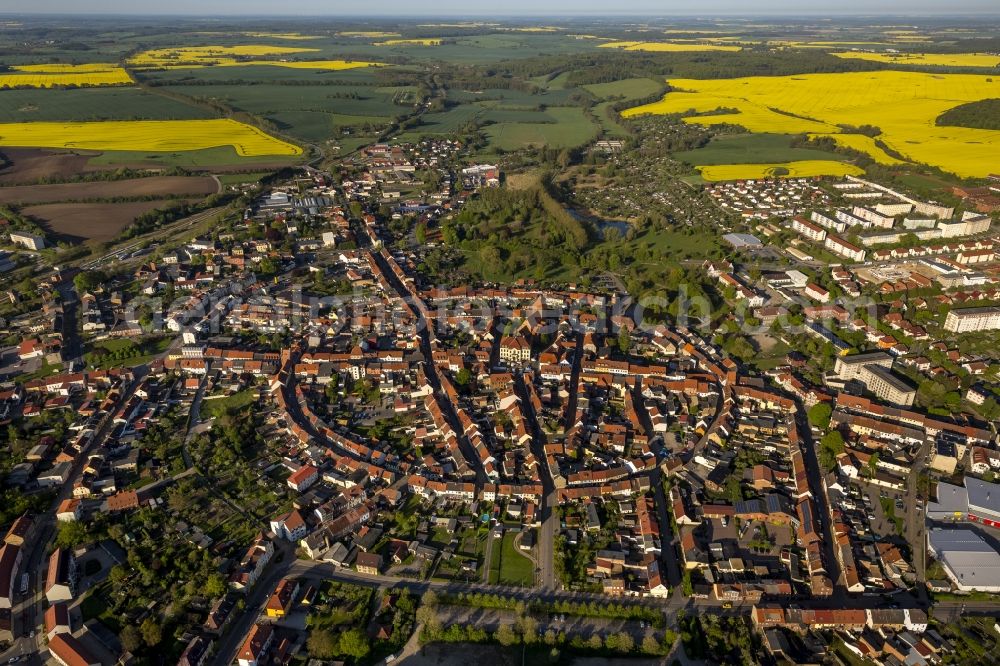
944 307 1000 333
791 216 827 242
833 352 915 406
824 235 866 262
834 352 893 382
860 365 916 407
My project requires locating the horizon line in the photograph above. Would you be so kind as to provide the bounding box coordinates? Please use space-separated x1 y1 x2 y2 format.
3 11 1000 18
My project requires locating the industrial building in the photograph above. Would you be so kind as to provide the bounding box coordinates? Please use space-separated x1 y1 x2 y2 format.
927 528 1000 593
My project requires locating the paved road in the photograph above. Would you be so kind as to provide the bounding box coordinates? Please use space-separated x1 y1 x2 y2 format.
0 369 145 663
55 280 82 365
481 530 497 584
931 600 1000 622
795 410 845 598
906 439 932 602
513 373 558 591
365 244 485 486
210 540 297 666
181 373 209 468
650 469 682 589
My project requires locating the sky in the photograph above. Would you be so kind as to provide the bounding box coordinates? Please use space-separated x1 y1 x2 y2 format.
5 0 999 15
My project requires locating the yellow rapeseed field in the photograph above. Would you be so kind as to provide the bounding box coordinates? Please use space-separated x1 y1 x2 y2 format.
0 63 132 88
698 161 864 181
623 70 1000 178
242 32 322 40
807 133 905 166
243 60 381 70
129 46 380 71
375 38 442 46
772 40 889 48
662 29 731 35
598 41 741 52
0 119 301 157
129 45 315 68
833 52 1000 68
337 31 401 38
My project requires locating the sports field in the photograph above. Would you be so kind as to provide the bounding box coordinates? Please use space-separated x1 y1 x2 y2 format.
0 119 301 156
623 70 1000 177
0 63 132 88
697 160 865 181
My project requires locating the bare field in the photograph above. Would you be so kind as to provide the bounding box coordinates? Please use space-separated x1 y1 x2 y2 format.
0 148 102 184
0 176 218 205
23 198 200 243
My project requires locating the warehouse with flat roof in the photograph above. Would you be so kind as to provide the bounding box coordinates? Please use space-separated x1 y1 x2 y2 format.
927 528 1000 592
927 477 1000 526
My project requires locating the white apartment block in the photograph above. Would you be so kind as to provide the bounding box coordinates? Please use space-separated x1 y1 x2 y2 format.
938 213 992 239
9 231 45 251
824 235 866 262
944 307 1000 333
852 206 896 229
834 352 894 382
835 209 869 229
859 364 916 407
874 202 914 217
810 211 848 234
791 216 827 242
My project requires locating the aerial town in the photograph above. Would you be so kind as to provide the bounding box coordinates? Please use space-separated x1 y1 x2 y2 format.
0 11 999 666
1 128 999 665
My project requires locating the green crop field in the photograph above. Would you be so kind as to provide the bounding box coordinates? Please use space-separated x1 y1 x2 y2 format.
0 88 212 123
485 106 598 150
402 105 483 137
479 107 554 124
86 145 300 168
338 32 598 65
673 133 848 166
140 64 384 85
158 83 412 142
447 87 574 107
584 77 666 101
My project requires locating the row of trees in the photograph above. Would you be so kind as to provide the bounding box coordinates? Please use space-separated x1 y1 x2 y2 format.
435 590 662 625
418 590 674 656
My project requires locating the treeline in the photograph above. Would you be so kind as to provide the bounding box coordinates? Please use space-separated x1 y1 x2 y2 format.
416 590 676 656
140 76 382 88
0 204 47 238
2 165 194 187
936 98 1000 131
14 193 217 207
486 49 885 86
438 72 542 94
